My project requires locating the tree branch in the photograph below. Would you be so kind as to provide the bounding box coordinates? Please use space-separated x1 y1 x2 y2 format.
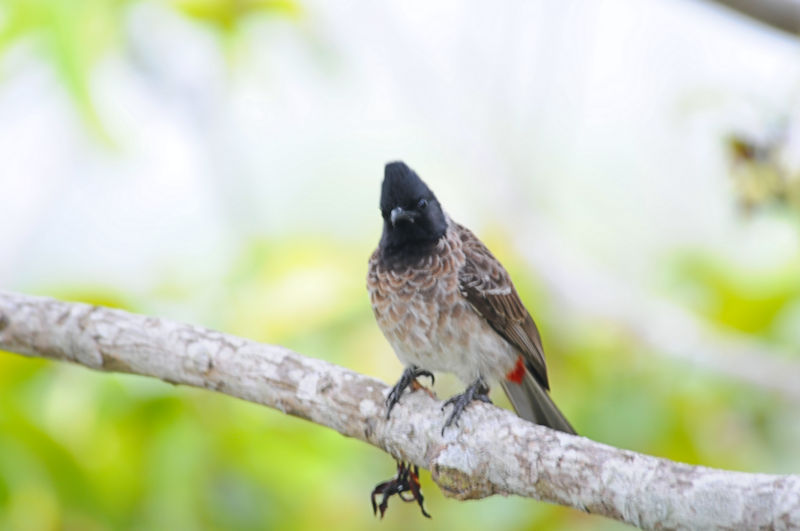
703 0 800 35
0 291 798 529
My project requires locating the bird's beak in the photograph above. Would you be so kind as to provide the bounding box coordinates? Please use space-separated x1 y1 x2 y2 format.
390 207 417 227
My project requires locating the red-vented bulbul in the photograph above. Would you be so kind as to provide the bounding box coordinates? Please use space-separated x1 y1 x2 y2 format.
367 161 575 434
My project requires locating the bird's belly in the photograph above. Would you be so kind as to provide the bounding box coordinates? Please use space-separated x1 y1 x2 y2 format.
379 292 516 384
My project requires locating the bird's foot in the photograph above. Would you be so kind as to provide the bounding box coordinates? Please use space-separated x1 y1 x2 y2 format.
385 366 435 419
371 461 430 519
441 378 491 434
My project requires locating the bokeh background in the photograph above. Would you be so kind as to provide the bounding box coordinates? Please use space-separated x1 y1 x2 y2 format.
2 0 800 529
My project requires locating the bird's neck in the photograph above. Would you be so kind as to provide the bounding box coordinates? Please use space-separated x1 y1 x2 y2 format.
378 232 444 271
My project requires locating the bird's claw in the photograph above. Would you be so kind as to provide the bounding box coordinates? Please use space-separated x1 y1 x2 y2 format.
385 366 436 419
441 378 491 435
414 369 435 386
371 461 430 519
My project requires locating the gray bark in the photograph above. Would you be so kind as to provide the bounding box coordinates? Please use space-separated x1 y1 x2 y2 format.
705 0 800 35
0 291 798 529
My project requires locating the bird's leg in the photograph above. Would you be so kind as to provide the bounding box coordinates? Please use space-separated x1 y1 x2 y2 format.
385 366 435 419
441 377 492 434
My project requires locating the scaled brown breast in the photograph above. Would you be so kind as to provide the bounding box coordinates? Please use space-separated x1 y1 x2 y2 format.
367 220 547 387
367 228 466 356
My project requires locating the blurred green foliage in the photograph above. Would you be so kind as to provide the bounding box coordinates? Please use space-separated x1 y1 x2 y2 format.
175 0 299 33
727 133 800 214
0 0 299 133
2 1 799 529
2 235 798 530
0 0 118 130
670 252 800 342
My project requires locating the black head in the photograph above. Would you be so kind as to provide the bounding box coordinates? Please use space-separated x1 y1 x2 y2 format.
378 161 447 253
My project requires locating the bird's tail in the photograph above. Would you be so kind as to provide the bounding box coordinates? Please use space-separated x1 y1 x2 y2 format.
500 371 576 435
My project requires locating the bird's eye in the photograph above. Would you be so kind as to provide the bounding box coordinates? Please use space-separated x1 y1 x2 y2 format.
417 198 428 210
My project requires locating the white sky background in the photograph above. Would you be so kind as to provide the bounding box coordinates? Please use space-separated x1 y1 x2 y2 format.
1 0 799 315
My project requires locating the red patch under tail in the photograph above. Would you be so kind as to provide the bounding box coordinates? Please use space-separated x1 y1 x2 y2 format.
505 356 525 384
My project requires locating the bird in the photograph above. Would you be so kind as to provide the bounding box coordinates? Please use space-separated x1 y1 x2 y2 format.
367 161 575 435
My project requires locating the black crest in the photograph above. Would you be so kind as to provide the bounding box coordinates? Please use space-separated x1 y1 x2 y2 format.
378 162 447 258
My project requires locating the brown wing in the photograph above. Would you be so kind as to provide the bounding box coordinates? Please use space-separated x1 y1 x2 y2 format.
455 224 550 390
